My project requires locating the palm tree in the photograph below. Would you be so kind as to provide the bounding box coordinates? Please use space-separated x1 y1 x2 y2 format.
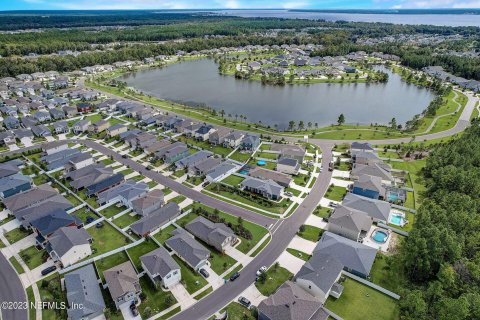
219 109 225 118
288 120 295 131
307 122 312 129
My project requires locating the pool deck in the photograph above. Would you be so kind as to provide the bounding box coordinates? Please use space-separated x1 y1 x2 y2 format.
363 226 391 253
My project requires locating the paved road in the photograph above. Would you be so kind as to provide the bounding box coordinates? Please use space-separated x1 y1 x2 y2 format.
169 142 334 320
79 140 275 227
0 253 28 320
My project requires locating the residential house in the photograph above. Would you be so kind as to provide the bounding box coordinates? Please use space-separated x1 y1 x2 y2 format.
165 229 210 271
33 111 52 123
31 125 51 138
248 167 292 188
104 261 141 309
223 131 244 148
351 150 381 165
258 281 328 320
85 173 124 197
342 193 391 224
185 216 237 252
194 125 215 141
190 157 222 176
41 148 81 171
64 264 106 320
50 108 66 120
295 253 344 303
0 173 32 199
106 124 128 138
313 232 377 278
67 164 114 190
130 202 180 237
30 209 82 245
77 102 93 113
0 131 15 146
276 157 300 175
145 140 171 155
72 120 91 134
52 121 69 134
182 123 202 136
43 142 68 155
352 175 386 200
140 246 181 289
3 183 58 214
350 142 374 153
240 134 260 151
97 99 121 111
46 226 92 267
157 143 189 164
131 189 164 216
21 116 38 128
96 180 148 207
63 106 78 117
327 205 373 242
240 177 284 200
64 153 94 172
89 119 110 134
4 116 19 130
175 150 212 171
0 162 20 179
208 127 231 145
14 194 74 227
271 143 306 163
351 163 394 184
205 161 238 182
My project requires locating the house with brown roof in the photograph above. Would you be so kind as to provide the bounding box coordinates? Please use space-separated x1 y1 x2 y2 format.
104 261 141 309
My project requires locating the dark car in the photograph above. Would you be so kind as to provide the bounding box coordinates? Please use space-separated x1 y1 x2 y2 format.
86 216 95 224
230 272 240 281
202 181 210 187
130 303 139 316
41 266 57 276
122 154 127 158
95 222 104 228
199 268 210 278
238 296 251 308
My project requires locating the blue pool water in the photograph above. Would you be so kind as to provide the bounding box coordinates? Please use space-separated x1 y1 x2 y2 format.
372 230 389 243
389 214 403 226
257 160 266 166
388 193 399 202
239 170 249 175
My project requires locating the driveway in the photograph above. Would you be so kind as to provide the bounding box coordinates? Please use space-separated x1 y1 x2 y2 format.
119 301 142 320
236 284 267 307
330 177 353 188
224 246 253 266
276 250 305 275
170 283 196 310
288 235 317 255
304 214 327 229
202 265 225 290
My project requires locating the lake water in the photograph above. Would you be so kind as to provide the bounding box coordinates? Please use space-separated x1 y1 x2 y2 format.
119 59 435 129
217 10 480 27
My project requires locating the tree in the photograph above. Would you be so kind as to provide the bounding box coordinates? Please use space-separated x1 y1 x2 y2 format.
288 120 295 131
143 307 152 318
298 120 305 131
337 114 345 126
165 295 174 307
258 272 267 284
389 118 397 130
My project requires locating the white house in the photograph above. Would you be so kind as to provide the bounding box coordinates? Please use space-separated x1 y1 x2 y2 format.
46 227 92 268
140 246 181 289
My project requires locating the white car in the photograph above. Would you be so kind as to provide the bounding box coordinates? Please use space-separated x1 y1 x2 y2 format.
256 266 267 276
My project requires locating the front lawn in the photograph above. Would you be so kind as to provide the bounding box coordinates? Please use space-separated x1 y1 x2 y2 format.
293 173 309 187
255 265 293 296
172 256 208 294
87 223 131 256
127 240 159 271
173 169 186 178
325 278 400 320
220 302 255 320
19 246 46 270
9 257 25 274
286 248 311 261
325 185 347 201
169 195 187 205
138 276 177 318
37 274 67 319
4 227 32 244
313 206 331 218
221 175 245 187
119 168 134 176
297 225 323 242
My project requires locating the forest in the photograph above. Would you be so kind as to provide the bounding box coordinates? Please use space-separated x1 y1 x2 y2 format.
399 122 480 320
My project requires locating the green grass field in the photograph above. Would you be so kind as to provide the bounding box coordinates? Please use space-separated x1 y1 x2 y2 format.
255 266 293 296
87 223 131 256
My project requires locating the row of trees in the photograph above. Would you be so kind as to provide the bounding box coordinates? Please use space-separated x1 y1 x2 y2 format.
399 121 480 319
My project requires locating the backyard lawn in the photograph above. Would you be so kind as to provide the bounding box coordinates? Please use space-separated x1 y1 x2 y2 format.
297 225 323 242
127 240 159 271
369 254 406 293
113 213 140 229
138 276 177 318
325 185 347 201
95 251 130 281
390 159 426 208
228 150 251 162
153 225 177 244
87 223 131 256
325 278 400 320
100 204 128 218
255 151 278 160
172 256 208 294
255 265 293 296
19 246 46 270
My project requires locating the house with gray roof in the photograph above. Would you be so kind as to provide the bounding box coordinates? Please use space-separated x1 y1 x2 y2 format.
313 231 377 278
41 148 81 171
208 127 231 145
175 150 213 171
65 264 105 320
327 205 373 242
295 253 344 303
140 246 181 289
46 226 92 267
165 229 210 271
72 120 91 134
14 194 73 226
31 124 51 137
52 121 69 134
67 164 114 190
4 183 57 213
130 202 180 237
106 123 128 138
276 157 300 175
104 261 141 309
131 189 164 216
63 105 78 117
351 163 394 184
97 180 148 207
249 167 292 188
351 150 381 165
185 216 237 252
33 111 52 123
64 153 94 172
0 162 20 179
240 177 284 200
352 174 386 200
271 143 306 163
223 131 244 148
49 108 66 120
86 173 124 197
350 142 374 153
342 193 391 224
4 116 19 130
30 208 82 245
240 134 260 151
205 161 238 182
0 173 32 199
190 157 222 176
258 281 328 320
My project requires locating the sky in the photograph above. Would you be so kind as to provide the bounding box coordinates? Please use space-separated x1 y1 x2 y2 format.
1 0 480 10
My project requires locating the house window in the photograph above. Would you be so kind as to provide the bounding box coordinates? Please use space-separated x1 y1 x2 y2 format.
166 275 171 279
173 271 178 275
309 285 311 289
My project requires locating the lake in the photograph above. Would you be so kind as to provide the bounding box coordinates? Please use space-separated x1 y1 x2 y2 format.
119 59 435 129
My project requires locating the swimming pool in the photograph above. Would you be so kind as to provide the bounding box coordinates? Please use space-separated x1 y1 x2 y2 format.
372 229 389 243
239 170 249 175
388 192 399 202
257 160 266 166
389 213 405 226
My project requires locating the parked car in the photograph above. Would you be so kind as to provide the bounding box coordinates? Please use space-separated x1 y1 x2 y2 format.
199 268 210 278
328 161 334 171
130 302 139 316
329 201 338 208
230 272 240 281
86 217 95 224
95 222 104 228
41 266 57 276
202 181 210 187
122 154 127 158
238 296 251 308
284 192 293 197
256 266 267 276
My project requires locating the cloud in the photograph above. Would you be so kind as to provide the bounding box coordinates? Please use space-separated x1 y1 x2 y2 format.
385 0 480 8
